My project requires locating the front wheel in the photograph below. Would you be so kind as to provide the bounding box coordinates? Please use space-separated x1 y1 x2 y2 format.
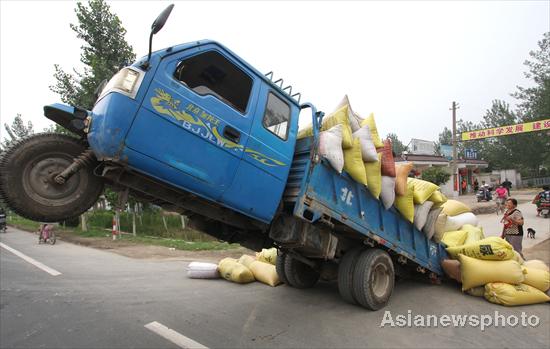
0 133 104 222
48 232 57 245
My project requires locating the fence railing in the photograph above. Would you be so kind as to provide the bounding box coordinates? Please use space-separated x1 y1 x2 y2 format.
522 177 550 187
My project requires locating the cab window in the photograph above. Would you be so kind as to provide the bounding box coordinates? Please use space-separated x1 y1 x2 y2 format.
263 92 290 140
174 51 252 113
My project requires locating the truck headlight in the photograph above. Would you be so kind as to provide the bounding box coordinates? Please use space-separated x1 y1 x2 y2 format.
98 67 144 101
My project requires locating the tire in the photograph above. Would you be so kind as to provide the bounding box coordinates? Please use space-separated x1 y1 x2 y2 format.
284 254 320 289
0 133 104 222
352 249 395 311
276 252 289 285
337 248 363 305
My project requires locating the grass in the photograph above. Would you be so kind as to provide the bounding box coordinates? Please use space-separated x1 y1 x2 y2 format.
6 214 240 251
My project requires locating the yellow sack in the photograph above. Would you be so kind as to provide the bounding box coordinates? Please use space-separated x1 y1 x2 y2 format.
465 287 485 297
298 105 353 149
512 251 524 265
446 236 514 261
428 190 447 204
395 180 414 223
409 178 439 205
249 261 281 287
484 283 550 306
364 153 382 198
359 113 383 148
459 254 524 291
344 138 368 185
441 200 471 216
395 162 413 196
238 254 256 268
218 257 255 284
461 224 484 245
255 248 277 265
522 267 550 292
523 259 549 272
441 230 468 248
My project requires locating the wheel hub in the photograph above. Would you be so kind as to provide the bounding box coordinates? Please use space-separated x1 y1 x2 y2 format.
372 263 390 298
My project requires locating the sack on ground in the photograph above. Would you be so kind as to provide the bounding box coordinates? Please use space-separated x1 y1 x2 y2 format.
432 213 448 242
298 105 353 148
359 113 384 148
461 224 484 245
441 230 468 248
446 236 514 260
319 124 344 173
522 267 550 292
249 261 281 287
409 178 439 205
441 200 471 216
414 200 434 231
238 255 256 269
395 162 413 196
256 248 277 265
364 153 383 198
353 125 378 162
484 282 550 306
379 139 396 177
344 138 368 185
465 287 485 297
441 259 461 282
523 259 549 272
443 212 478 232
187 262 220 279
422 207 443 240
395 180 414 223
459 254 524 291
380 176 396 210
218 258 255 284
428 190 448 205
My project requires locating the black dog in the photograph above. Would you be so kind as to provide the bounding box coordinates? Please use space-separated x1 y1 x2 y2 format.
527 228 536 239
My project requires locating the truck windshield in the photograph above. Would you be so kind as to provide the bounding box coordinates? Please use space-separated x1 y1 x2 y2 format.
174 51 252 113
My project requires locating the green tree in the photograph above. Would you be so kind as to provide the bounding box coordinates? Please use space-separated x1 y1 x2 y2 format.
50 0 136 110
421 167 451 186
386 133 407 155
1 114 34 150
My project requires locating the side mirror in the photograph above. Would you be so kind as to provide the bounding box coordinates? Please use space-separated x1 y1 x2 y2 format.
151 4 174 35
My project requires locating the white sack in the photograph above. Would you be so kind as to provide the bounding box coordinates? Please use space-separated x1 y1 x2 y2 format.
352 125 378 162
414 201 434 231
380 176 396 209
319 124 344 173
187 262 220 279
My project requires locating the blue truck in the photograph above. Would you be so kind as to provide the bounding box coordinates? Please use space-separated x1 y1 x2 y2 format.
0 5 447 310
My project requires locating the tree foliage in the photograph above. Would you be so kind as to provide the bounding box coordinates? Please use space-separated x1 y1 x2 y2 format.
386 133 407 155
421 167 451 186
50 0 136 110
1 114 34 150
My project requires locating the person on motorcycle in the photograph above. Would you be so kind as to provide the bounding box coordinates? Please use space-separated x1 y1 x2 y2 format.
533 185 550 216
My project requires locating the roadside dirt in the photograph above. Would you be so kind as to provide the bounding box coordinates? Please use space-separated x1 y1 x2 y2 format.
55 231 255 261
456 190 538 215
523 238 550 265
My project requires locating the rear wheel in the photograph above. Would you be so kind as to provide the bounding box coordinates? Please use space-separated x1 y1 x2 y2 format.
0 133 104 222
284 255 320 289
48 232 56 245
352 249 395 310
337 248 363 304
275 252 289 285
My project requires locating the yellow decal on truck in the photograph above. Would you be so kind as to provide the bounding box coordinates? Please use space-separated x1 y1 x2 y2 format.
150 88 285 167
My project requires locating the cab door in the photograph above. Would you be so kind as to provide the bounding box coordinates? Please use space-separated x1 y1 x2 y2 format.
125 46 259 201
220 85 298 223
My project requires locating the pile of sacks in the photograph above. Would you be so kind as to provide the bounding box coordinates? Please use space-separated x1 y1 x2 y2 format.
186 248 281 287
440 230 550 306
297 95 451 232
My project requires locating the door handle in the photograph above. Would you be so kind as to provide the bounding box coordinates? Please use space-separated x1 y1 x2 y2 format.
223 126 241 144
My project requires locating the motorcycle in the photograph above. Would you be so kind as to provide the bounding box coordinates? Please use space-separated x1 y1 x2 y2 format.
538 200 550 218
0 211 6 233
476 187 493 202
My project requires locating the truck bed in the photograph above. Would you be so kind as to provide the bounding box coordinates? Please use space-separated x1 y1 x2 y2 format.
284 138 448 276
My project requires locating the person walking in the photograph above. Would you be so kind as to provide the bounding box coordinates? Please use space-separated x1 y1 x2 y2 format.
502 178 512 196
461 178 467 195
500 198 524 257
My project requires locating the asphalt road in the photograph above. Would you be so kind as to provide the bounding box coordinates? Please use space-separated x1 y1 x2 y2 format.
1 227 549 349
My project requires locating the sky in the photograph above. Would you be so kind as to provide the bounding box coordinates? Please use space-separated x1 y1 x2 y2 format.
1 0 549 146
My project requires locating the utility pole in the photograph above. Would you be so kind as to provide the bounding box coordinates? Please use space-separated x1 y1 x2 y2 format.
451 101 459 197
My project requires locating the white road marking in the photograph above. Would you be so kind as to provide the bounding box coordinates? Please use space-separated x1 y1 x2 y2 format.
0 242 62 276
145 321 208 349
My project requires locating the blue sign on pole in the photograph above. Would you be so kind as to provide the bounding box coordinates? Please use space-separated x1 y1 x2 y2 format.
440 145 453 160
464 148 477 159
